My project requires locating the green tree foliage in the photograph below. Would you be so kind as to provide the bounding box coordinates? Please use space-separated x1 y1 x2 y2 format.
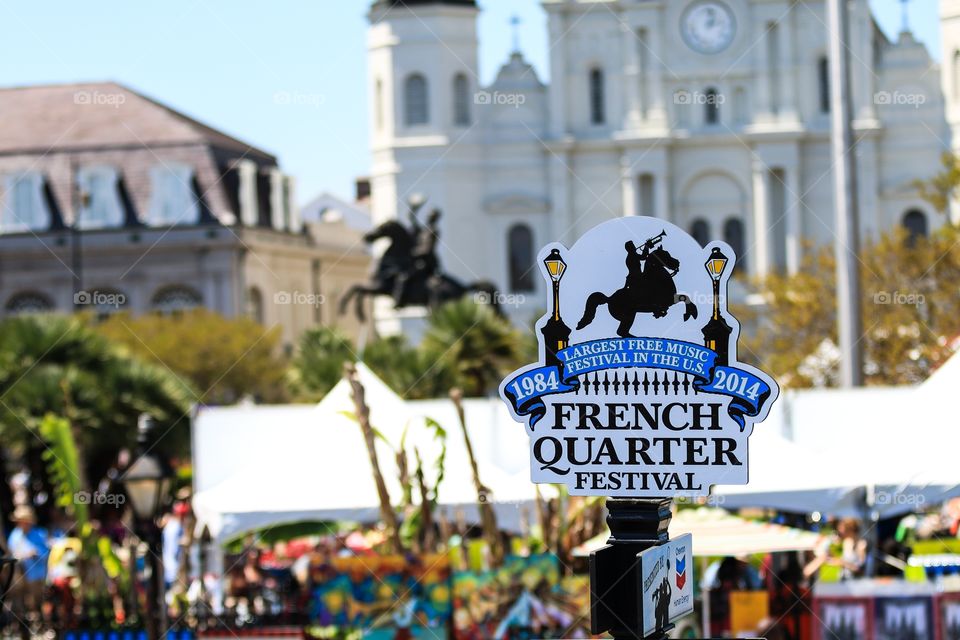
288 326 356 399
914 152 960 214
738 226 960 388
96 309 287 404
363 335 446 399
420 298 523 397
0 315 193 480
38 414 129 596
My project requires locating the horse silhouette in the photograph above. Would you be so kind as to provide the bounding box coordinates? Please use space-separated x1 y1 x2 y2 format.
339 219 500 321
576 235 698 338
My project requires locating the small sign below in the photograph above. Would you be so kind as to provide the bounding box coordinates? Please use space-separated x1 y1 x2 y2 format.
640 533 694 638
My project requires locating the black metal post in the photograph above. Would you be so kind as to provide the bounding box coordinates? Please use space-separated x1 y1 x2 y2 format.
133 518 165 640
590 498 673 640
148 527 165 640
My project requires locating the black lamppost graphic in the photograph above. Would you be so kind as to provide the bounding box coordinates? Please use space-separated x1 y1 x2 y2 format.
541 249 571 366
702 247 733 366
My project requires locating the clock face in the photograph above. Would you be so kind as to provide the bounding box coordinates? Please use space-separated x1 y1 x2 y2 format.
681 1 736 54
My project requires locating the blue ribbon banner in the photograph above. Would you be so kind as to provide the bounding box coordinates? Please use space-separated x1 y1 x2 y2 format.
502 337 771 430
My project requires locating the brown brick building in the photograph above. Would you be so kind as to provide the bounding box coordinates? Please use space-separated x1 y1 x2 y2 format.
0 82 370 348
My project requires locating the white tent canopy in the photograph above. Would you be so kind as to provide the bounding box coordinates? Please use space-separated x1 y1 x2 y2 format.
711 414 866 517
192 364 547 544
715 350 960 518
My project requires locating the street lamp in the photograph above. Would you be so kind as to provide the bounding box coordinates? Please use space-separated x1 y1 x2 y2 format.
123 414 173 640
702 247 733 366
541 249 571 366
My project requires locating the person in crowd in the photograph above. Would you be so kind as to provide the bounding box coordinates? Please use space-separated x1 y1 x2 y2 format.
161 502 188 591
703 555 763 636
804 518 867 581
6 506 50 628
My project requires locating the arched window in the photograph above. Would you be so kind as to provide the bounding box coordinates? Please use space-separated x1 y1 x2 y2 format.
453 73 471 126
5 291 54 315
151 285 202 314
690 219 710 248
247 287 264 324
637 174 655 217
723 218 746 272
704 87 720 125
508 224 534 292
818 56 830 113
404 73 429 126
902 209 928 246
589 68 606 125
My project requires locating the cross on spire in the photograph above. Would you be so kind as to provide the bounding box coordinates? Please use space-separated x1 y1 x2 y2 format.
900 0 911 34
510 14 522 53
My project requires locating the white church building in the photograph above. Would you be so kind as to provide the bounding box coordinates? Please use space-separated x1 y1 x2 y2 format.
367 0 952 321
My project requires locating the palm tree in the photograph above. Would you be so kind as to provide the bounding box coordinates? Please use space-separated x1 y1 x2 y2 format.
0 314 193 518
364 334 448 399
288 326 357 400
420 299 523 397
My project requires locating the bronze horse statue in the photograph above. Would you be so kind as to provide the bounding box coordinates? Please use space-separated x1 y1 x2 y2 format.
339 217 500 322
576 232 698 338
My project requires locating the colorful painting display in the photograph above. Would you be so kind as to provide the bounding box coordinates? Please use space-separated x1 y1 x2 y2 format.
452 554 590 640
309 554 590 639
310 554 451 632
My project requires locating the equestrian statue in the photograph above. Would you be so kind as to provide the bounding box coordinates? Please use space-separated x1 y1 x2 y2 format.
576 231 698 338
339 198 500 322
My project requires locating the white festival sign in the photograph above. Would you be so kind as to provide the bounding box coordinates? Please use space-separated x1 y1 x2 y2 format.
499 217 779 497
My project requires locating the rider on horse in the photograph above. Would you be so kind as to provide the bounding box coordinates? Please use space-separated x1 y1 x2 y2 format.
393 207 441 308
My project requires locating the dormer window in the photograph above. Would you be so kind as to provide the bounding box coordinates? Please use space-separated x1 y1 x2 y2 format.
77 165 124 229
147 163 200 226
2 172 52 232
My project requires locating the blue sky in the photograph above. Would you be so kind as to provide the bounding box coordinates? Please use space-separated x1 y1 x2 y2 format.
0 1 939 204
